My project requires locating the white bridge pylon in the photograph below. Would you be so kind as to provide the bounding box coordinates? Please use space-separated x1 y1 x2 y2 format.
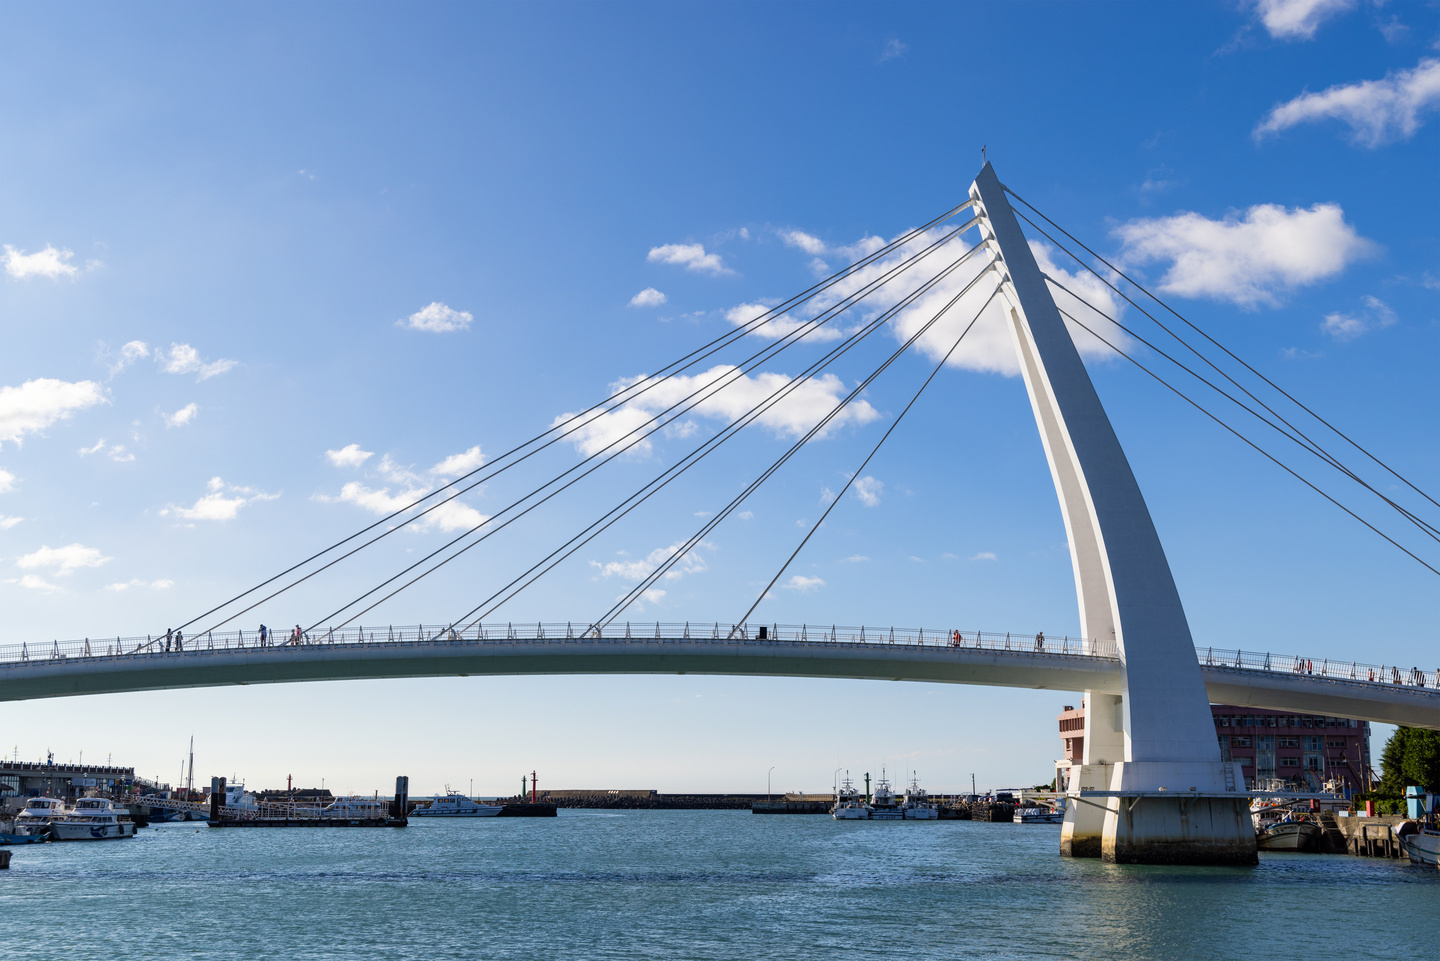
971 164 1255 864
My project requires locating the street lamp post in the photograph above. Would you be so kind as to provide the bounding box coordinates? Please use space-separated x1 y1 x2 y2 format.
768 766 775 800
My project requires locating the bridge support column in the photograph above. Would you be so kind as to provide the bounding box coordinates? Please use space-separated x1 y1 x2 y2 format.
1101 762 1256 865
1061 691 1122 858
1060 762 1111 858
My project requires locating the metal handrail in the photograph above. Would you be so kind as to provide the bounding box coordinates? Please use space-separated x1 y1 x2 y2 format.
1 623 1436 695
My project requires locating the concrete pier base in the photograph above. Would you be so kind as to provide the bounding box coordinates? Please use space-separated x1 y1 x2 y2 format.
1060 762 1111 858
1098 761 1257 866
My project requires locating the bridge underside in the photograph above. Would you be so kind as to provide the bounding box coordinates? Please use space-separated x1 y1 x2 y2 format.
3 639 1436 729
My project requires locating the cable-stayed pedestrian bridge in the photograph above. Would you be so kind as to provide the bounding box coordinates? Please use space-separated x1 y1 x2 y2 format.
5 623 1438 729
17 163 1434 862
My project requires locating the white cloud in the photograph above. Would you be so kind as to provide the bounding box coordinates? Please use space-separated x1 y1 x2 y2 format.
430 445 485 477
160 476 278 522
779 230 828 256
78 438 134 462
736 510 753 521
423 498 489 533
376 454 422 486
1251 0 1352 39
1113 203 1376 307
0 515 22 530
972 551 998 561
1321 295 1397 341
3 244 78 279
399 302 473 333
878 38 908 62
109 340 150 375
629 288 668 308
0 378 107 448
554 366 880 458
647 243 731 276
725 300 848 343
105 578 174 591
158 343 237 381
326 444 375 469
1254 58 1440 147
17 543 112 575
9 574 60 593
592 540 713 584
784 574 826 592
319 479 486 533
841 554 869 563
0 468 13 493
851 475 883 507
165 403 198 428
327 481 418 516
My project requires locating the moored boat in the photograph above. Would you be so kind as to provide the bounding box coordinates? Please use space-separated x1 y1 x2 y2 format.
902 776 938 820
1397 824 1440 866
410 791 503 817
832 775 870 820
870 772 903 820
1256 820 1322 852
1013 806 1063 824
10 797 70 838
50 797 136 841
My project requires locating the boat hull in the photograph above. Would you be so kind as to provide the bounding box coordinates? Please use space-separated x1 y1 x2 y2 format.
832 808 869 820
904 808 939 820
411 807 503 818
1400 828 1440 866
50 820 136 841
1256 822 1321 852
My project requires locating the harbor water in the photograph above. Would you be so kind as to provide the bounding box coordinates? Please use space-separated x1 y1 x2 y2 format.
4 810 1435 960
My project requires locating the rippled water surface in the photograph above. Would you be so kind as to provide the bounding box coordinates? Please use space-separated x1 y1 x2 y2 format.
4 811 1435 959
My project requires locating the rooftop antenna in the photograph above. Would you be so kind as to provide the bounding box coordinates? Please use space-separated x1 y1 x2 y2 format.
981 144 987 165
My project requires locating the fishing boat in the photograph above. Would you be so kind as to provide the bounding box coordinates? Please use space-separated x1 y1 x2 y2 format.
9 796 70 839
870 772 903 820
1398 823 1440 866
410 790 503 817
831 775 870 820
1013 805 1063 824
50 797 137 841
901 776 939 820
1256 818 1322 851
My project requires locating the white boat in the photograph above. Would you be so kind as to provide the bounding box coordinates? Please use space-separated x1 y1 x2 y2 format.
1013 806 1064 824
870 772 903 820
902 776 939 820
11 797 70 837
1399 824 1440 866
411 791 503 817
831 775 870 820
50 797 136 841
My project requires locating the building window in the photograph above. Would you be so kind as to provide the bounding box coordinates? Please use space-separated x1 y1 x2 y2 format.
1232 736 1251 747
1304 736 1322 751
1326 739 1346 749
1279 737 1299 748
1280 757 1301 768
1219 716 1230 727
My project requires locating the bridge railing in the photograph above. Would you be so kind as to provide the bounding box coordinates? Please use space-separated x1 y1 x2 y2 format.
1196 646 1440 691
0 623 1115 661
1 623 1436 693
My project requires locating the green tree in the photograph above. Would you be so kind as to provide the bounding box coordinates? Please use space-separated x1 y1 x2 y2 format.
1378 727 1440 795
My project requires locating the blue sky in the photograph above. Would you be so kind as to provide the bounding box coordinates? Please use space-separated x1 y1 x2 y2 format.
1 1 1435 796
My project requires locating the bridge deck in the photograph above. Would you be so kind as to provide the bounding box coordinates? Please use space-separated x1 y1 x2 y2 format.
3 623 1437 728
